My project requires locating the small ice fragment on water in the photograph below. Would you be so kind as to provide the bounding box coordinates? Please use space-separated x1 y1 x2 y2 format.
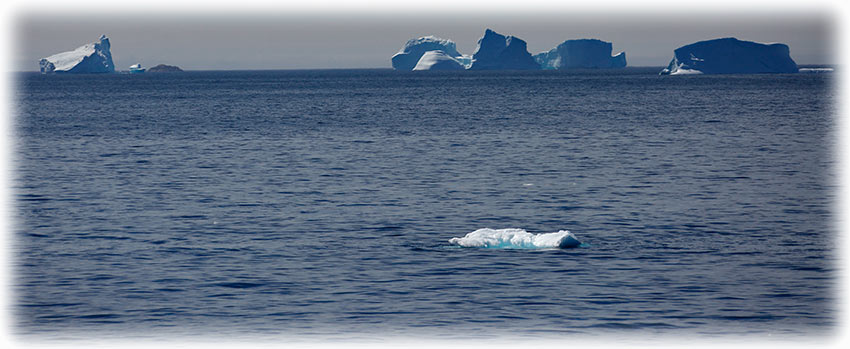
449 228 581 249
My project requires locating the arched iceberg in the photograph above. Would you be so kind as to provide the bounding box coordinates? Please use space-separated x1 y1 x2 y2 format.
391 36 464 71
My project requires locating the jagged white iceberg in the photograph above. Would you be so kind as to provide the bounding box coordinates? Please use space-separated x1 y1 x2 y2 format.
39 35 115 74
449 228 581 249
660 37 798 75
412 50 465 71
392 36 464 71
468 29 540 70
535 39 626 69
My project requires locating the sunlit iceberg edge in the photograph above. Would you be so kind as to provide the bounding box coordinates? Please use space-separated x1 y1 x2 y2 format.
798 67 834 73
449 228 582 249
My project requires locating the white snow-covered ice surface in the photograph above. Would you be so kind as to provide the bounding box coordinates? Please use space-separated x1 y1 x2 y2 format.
449 228 582 249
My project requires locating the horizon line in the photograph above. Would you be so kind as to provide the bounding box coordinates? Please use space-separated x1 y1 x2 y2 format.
14 64 838 74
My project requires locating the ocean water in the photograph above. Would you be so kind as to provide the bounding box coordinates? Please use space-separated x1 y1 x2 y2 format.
13 68 836 340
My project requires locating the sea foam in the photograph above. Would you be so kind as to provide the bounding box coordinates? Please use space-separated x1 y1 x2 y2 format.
448 228 581 249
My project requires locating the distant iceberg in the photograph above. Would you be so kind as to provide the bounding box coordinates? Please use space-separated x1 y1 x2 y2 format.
798 67 833 73
392 36 465 71
413 50 465 71
660 37 798 75
535 39 626 69
39 35 115 74
129 63 145 74
449 228 581 249
469 29 540 70
391 31 628 72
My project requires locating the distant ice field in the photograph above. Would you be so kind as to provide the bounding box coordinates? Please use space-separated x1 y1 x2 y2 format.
14 68 836 340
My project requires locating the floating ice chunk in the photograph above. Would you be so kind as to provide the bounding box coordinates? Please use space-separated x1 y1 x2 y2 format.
449 228 581 249
39 35 115 74
534 39 627 69
659 37 798 75
392 36 463 71
468 29 540 70
798 67 834 73
129 63 145 73
663 62 703 75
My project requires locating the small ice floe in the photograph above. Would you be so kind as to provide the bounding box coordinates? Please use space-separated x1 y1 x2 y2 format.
449 228 581 249
129 63 146 74
798 68 834 73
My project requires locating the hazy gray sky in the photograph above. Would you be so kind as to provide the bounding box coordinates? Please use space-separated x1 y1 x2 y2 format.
14 8 834 71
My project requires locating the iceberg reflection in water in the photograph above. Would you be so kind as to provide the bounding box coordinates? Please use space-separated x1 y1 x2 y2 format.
449 228 582 249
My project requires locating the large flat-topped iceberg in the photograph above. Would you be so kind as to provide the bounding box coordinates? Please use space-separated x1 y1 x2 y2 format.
469 29 539 70
535 39 626 69
413 50 465 71
392 36 464 71
39 35 115 74
660 37 798 75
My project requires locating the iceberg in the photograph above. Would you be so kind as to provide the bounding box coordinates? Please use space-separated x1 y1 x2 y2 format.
468 29 540 70
534 39 626 69
449 228 582 249
39 35 115 74
412 50 465 71
129 63 145 74
392 36 464 71
660 37 798 75
798 67 834 73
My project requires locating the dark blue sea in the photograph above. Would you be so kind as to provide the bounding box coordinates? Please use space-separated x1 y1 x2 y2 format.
13 68 837 341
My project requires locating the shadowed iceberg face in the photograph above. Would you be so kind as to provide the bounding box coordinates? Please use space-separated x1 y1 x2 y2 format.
469 29 540 70
39 35 115 74
534 39 627 69
449 228 582 249
660 37 799 75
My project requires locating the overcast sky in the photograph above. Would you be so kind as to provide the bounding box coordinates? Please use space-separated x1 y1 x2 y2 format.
11 3 836 71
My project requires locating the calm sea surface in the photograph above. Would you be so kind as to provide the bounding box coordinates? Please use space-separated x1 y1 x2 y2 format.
13 68 837 340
